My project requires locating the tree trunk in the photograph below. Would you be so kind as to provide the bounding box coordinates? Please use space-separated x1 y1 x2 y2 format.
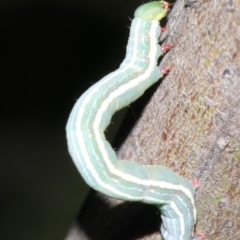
65 0 240 239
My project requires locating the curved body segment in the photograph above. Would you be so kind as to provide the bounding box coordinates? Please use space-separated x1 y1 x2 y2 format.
66 2 198 239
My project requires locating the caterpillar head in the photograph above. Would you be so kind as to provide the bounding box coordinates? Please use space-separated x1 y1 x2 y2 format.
134 1 169 21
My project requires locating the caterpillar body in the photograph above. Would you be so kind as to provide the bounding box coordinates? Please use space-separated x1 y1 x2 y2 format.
66 1 199 239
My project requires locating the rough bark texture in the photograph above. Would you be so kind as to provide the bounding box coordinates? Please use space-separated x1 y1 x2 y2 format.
65 0 240 239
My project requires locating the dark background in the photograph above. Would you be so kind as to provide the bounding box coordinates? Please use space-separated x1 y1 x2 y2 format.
0 0 173 239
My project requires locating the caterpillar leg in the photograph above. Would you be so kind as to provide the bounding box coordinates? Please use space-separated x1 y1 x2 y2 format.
194 233 205 240
192 180 200 189
161 26 167 33
162 44 174 53
161 66 172 75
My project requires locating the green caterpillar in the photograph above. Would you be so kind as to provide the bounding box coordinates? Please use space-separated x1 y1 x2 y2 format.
66 2 201 239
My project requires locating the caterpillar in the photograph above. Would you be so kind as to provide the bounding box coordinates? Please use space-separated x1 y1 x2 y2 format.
66 1 200 239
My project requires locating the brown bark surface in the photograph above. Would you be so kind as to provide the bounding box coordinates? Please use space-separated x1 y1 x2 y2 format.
65 0 240 239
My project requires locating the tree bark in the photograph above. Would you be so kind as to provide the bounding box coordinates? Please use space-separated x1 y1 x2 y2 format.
65 0 240 239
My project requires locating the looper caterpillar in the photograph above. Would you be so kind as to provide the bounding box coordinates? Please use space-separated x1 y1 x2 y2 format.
66 1 202 239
